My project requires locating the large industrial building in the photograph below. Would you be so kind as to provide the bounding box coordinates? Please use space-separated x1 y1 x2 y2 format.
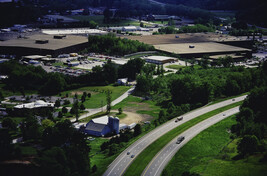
154 42 251 59
0 34 89 57
124 33 253 60
84 116 119 137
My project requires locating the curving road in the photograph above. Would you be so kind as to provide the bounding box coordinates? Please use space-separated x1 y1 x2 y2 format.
103 95 246 176
71 86 135 122
142 107 240 176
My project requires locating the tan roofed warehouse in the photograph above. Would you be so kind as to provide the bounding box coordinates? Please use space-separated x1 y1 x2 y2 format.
0 34 89 57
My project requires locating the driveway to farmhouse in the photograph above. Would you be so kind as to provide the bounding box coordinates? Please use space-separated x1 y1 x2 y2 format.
71 86 135 122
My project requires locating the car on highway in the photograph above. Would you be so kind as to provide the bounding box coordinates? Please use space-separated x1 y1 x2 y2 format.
131 155 135 158
175 116 183 122
127 152 130 155
176 136 185 144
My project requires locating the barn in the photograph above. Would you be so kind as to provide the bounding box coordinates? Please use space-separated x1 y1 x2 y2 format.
84 116 119 137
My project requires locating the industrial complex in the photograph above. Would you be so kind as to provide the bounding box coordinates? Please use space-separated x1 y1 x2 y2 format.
124 33 253 60
0 34 89 57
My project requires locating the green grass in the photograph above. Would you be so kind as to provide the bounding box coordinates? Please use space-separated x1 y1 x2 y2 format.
124 101 243 176
60 85 131 109
110 112 127 119
112 95 161 118
67 15 142 27
15 145 37 156
52 62 65 67
151 20 168 25
163 115 267 176
166 64 185 70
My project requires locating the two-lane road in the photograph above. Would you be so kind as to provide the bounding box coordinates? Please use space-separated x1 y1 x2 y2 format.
142 107 240 176
103 95 246 176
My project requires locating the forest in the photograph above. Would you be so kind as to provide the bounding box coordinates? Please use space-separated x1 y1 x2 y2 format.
84 33 155 56
135 61 267 125
157 0 267 27
0 118 91 176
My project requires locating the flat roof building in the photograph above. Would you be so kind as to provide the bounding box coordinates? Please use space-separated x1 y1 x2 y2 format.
0 34 89 57
144 56 177 65
154 42 252 59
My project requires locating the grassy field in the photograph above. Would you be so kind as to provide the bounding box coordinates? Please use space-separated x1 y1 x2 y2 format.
68 15 141 27
151 20 168 25
59 85 131 109
166 64 185 70
124 101 243 176
52 62 65 67
112 95 161 118
163 115 267 176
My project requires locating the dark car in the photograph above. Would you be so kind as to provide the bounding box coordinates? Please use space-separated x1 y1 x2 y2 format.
176 136 185 144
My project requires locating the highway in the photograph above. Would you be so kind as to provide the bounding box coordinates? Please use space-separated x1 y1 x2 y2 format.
142 107 240 176
103 95 246 176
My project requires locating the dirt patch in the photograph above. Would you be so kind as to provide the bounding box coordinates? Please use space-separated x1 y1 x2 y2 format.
111 110 153 125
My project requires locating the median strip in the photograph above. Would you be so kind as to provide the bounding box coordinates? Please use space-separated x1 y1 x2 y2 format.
123 101 243 176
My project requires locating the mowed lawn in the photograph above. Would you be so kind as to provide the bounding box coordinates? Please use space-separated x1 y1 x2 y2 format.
112 95 161 118
166 64 185 70
60 85 131 109
163 115 267 176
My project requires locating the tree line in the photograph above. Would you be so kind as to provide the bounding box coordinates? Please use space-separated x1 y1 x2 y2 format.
0 58 147 96
135 61 267 125
230 62 267 159
84 33 155 56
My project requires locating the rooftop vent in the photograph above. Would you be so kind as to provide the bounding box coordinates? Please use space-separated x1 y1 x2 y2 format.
54 35 66 39
35 40 49 44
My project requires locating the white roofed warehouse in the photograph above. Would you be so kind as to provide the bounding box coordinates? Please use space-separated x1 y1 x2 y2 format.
144 56 177 65
12 100 54 116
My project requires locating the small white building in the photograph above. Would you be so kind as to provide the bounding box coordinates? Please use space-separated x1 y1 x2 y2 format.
144 56 176 65
14 100 54 109
128 123 136 130
122 26 138 32
119 124 128 131
117 78 128 85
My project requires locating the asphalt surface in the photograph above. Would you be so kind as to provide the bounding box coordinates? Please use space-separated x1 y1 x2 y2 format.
71 86 135 122
103 95 246 176
142 107 240 176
